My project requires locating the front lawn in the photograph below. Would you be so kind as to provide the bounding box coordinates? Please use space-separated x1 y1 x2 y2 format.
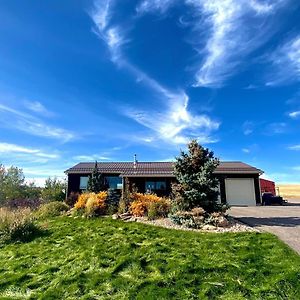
0 217 299 299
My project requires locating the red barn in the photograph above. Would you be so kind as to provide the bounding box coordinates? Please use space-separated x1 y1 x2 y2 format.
260 178 276 195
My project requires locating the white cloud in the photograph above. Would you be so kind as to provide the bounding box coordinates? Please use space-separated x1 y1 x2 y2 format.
0 142 60 160
267 35 300 85
23 167 66 178
242 121 254 135
24 100 53 116
264 122 286 135
289 110 300 119
0 103 75 142
91 0 220 145
73 155 111 161
136 0 176 15
242 148 250 153
288 144 300 151
137 0 285 87
124 92 219 145
91 0 126 63
187 0 284 87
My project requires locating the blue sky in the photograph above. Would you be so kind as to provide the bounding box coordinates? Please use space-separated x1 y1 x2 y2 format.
0 0 300 185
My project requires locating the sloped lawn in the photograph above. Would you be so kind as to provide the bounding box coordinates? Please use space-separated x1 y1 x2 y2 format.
0 217 299 299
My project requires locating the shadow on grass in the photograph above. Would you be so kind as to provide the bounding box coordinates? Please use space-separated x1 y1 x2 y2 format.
237 216 300 227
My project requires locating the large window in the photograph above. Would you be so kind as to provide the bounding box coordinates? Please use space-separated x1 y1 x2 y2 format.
105 176 123 189
145 180 166 192
80 176 88 190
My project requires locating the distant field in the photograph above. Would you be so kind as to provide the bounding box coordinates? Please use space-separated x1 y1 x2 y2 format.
277 184 300 200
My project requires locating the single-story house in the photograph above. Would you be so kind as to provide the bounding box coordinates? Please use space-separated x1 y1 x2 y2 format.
65 161 263 206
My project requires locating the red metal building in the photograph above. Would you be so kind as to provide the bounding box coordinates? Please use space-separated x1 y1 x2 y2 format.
260 178 276 195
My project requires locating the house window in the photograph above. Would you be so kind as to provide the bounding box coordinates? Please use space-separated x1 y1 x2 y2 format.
80 177 88 190
105 176 123 189
145 180 166 192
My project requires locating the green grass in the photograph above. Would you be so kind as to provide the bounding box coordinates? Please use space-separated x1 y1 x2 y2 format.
0 217 299 299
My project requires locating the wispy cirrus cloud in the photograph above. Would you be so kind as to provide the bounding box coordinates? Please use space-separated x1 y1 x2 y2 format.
288 144 300 151
0 142 60 165
90 0 220 145
136 0 285 87
124 92 220 145
264 122 287 135
0 103 75 142
91 0 126 63
267 35 300 86
242 121 255 135
24 100 54 117
0 142 59 159
136 0 176 15
187 0 285 87
72 155 111 161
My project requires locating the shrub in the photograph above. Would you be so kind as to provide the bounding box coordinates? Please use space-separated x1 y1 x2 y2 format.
130 193 170 218
74 193 90 210
73 192 108 217
4 198 42 210
147 199 171 220
36 202 69 219
65 192 79 207
170 211 205 228
0 208 41 244
85 192 107 217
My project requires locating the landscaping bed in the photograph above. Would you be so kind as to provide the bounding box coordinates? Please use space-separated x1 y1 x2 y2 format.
0 216 300 299
130 216 257 233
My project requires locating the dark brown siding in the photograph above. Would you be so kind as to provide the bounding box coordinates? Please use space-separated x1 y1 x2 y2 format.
67 173 261 205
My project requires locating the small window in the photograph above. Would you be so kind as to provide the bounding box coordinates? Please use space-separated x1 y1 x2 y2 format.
156 181 166 190
80 177 88 190
145 180 166 192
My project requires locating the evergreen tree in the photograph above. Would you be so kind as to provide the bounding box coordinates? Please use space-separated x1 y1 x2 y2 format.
41 177 66 202
106 188 121 214
87 162 108 193
172 140 220 212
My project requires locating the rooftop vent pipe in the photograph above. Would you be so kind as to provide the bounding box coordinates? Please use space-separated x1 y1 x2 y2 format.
133 154 137 169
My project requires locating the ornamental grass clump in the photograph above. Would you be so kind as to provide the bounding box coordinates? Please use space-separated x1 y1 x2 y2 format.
0 207 41 244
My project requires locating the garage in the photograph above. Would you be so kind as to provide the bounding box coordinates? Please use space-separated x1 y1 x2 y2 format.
225 178 256 206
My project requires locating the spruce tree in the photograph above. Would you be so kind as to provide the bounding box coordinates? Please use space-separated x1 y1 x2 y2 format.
172 140 220 212
87 162 108 193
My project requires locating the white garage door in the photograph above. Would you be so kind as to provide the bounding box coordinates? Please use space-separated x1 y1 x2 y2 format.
225 178 256 206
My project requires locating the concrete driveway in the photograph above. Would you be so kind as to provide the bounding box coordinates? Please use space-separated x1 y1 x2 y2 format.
229 200 300 254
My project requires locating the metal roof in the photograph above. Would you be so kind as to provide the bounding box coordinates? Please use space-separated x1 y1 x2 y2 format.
65 161 262 176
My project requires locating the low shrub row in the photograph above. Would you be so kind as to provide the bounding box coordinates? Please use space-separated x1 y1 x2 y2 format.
170 208 229 228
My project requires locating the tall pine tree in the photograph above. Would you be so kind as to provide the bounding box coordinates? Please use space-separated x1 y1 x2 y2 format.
172 140 220 212
87 161 108 193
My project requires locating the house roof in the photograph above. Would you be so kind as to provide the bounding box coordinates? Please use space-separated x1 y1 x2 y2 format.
65 161 263 176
